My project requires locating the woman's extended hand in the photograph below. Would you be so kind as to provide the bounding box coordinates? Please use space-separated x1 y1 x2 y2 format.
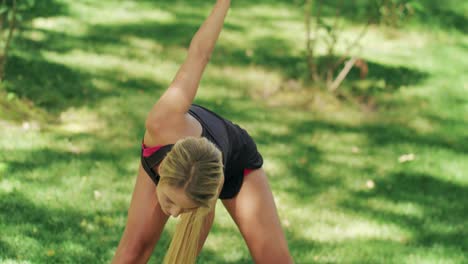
146 0 231 120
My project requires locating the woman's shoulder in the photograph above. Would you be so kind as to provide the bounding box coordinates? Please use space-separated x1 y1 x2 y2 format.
144 112 203 147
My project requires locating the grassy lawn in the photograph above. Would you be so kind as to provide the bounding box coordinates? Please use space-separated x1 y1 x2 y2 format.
0 0 467 263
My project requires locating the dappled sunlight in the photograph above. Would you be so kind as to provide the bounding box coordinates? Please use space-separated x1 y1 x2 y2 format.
402 150 468 186
68 1 175 25
361 28 432 67
286 205 409 243
202 219 248 262
1 233 42 259
1 0 466 262
262 157 289 179
0 189 130 262
233 5 300 23
323 152 369 171
0 179 20 193
0 162 7 175
123 36 165 54
60 241 89 260
32 17 87 35
196 84 244 102
90 78 115 93
271 20 306 44
207 65 283 97
202 202 271 262
58 107 106 134
42 50 177 85
0 122 49 151
2 145 138 212
24 29 48 42
404 247 467 264
366 199 425 219
243 121 291 138
92 93 151 141
406 116 437 134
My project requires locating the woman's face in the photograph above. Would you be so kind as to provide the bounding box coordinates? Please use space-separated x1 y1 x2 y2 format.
156 183 199 217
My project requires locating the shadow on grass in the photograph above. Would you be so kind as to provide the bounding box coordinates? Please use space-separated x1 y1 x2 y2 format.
360 122 464 153
0 191 128 263
234 0 467 33
347 60 427 89
22 0 69 21
0 239 14 260
423 112 468 141
84 18 243 52
2 148 132 184
0 118 148 183
289 118 465 155
197 213 318 263
5 37 165 119
198 224 251 263
22 3 428 94
6 0 432 121
0 140 173 262
413 2 467 33
340 171 467 250
213 36 428 92
5 55 105 114
192 95 465 202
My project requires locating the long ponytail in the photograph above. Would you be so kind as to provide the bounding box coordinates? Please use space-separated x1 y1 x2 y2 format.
163 208 211 264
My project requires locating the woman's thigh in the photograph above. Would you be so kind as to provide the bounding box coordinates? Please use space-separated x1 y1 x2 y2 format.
113 164 169 261
222 168 293 264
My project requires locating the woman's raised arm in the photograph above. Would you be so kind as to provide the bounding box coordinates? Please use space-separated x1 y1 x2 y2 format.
148 0 231 121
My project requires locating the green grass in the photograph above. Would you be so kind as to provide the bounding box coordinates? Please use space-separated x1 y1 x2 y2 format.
1 0 467 263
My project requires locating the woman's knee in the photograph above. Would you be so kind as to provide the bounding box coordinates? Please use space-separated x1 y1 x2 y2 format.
114 229 157 263
252 241 293 264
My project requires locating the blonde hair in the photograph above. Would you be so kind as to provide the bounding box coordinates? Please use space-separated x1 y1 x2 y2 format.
158 137 223 264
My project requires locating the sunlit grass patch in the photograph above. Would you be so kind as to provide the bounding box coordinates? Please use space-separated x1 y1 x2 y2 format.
67 1 176 25
0 260 33 264
1 0 467 263
32 16 88 35
401 242 468 264
57 107 107 134
42 50 165 80
0 178 21 193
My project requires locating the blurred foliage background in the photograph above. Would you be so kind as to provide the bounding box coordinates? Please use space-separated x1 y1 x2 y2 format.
0 0 466 263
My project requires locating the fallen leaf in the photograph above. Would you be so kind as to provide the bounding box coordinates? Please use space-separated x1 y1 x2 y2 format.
366 180 375 189
69 145 81 154
22 122 30 130
398 153 415 163
351 146 360 153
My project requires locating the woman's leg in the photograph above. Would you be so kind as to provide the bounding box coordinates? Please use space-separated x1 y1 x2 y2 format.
112 164 169 263
197 207 216 255
222 168 293 264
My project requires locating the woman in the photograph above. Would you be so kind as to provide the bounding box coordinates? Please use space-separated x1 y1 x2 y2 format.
112 0 293 263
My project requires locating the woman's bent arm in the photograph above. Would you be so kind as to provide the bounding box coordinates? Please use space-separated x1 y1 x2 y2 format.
112 165 169 263
147 0 231 121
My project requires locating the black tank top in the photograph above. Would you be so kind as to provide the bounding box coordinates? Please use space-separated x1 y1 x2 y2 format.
141 104 263 199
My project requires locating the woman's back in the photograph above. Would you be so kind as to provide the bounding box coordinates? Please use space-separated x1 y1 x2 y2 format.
142 104 263 199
